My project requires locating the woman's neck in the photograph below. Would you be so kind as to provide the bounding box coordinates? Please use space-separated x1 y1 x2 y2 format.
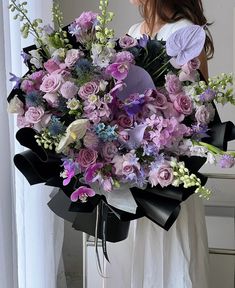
140 18 166 37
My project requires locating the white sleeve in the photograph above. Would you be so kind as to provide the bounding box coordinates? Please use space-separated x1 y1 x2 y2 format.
127 23 141 37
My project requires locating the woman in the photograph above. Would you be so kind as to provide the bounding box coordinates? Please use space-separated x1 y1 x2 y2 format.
103 1 214 287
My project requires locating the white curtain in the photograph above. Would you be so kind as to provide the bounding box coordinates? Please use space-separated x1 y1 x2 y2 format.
1 0 66 287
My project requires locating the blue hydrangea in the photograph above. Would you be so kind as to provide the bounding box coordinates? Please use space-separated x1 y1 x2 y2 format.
94 123 118 141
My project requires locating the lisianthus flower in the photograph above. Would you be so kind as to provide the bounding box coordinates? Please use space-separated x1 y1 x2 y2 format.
70 186 96 203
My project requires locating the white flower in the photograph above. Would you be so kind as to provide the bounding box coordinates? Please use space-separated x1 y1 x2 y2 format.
67 98 81 110
190 145 208 157
206 152 216 165
7 95 24 115
99 79 108 91
52 48 66 60
29 50 43 68
56 119 89 153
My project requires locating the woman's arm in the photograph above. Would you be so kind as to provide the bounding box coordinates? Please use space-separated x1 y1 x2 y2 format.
198 49 209 81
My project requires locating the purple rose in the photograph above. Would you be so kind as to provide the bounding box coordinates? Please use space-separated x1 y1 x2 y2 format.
44 59 60 74
195 104 215 125
40 73 63 93
156 165 174 187
25 106 45 124
117 114 133 128
220 155 235 168
102 142 118 162
60 81 78 99
106 62 130 81
65 49 84 68
115 51 135 64
165 74 182 95
179 58 201 82
147 89 168 110
119 35 138 49
76 148 98 168
83 132 99 150
78 81 99 99
21 79 35 94
173 93 193 115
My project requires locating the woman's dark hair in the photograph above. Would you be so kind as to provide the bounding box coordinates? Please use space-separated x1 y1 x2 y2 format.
139 0 214 59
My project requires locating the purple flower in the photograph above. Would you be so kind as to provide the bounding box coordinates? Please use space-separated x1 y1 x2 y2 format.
106 62 130 81
9 72 21 89
119 35 138 49
149 163 174 188
74 11 98 31
60 81 78 99
70 186 96 203
102 142 118 162
25 106 45 124
200 89 216 102
78 81 99 99
85 163 103 183
165 74 182 95
21 51 31 65
115 51 135 64
139 34 149 48
195 104 215 125
62 160 77 186
220 155 235 168
42 24 54 35
124 93 145 116
191 124 209 140
173 93 193 115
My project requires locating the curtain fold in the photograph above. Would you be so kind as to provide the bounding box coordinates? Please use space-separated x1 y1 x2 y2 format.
1 0 66 287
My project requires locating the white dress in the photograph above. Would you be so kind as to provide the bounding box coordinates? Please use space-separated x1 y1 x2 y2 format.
103 20 210 288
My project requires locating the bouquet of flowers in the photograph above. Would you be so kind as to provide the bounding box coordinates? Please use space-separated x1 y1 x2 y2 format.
8 0 235 249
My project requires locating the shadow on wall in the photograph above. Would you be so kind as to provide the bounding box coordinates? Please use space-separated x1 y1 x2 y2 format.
58 0 141 37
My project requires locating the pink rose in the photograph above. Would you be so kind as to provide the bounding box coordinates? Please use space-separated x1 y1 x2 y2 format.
76 148 98 168
78 81 99 99
102 142 118 162
24 106 45 124
195 104 215 125
117 114 133 128
173 93 193 115
40 74 63 93
17 115 32 129
43 93 59 107
60 81 78 99
163 102 184 122
165 74 182 95
65 49 84 68
122 163 134 175
83 132 99 150
115 51 135 64
44 59 60 74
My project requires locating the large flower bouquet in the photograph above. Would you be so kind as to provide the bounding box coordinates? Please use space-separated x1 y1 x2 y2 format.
8 0 235 247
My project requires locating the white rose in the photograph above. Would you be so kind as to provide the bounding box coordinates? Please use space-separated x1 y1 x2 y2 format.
56 119 89 153
7 95 24 115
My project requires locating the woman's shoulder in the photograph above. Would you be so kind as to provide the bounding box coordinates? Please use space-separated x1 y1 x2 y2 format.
158 19 193 41
128 22 142 38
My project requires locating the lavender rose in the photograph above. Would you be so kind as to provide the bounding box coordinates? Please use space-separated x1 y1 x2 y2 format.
156 165 174 187
119 35 138 49
75 11 98 30
83 132 99 150
102 142 118 162
195 104 215 125
78 81 99 99
173 93 193 115
151 89 168 110
17 115 31 129
76 148 98 168
165 74 182 95
40 74 63 93
25 106 45 124
60 81 78 99
65 49 84 68
117 114 133 128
